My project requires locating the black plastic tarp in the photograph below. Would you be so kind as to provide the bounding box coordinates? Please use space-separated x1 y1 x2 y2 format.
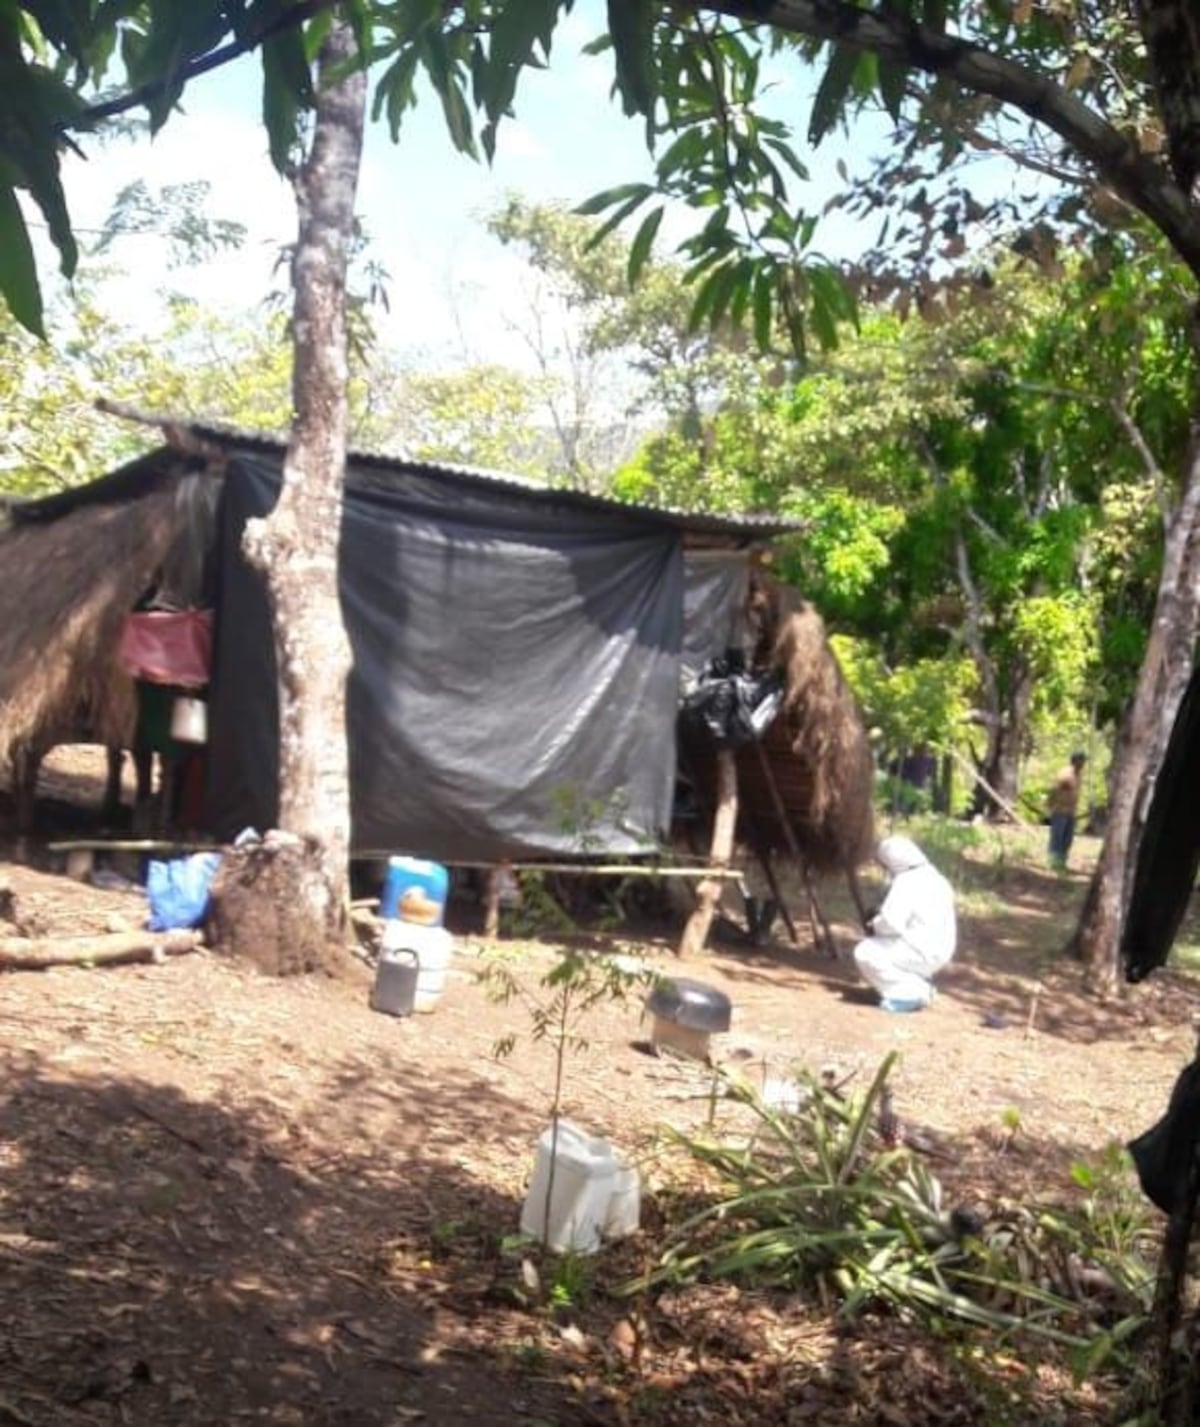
205 452 685 860
1122 661 1200 982
681 550 749 687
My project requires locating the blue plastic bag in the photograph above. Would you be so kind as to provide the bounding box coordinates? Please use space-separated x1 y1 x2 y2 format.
146 852 222 932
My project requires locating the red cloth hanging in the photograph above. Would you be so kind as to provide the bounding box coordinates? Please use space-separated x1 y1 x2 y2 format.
118 610 213 689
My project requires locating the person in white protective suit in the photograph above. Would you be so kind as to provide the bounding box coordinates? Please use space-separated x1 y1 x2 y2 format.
853 835 956 1012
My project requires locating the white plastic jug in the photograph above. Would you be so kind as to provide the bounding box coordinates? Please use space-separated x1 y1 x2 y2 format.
520 1120 639 1253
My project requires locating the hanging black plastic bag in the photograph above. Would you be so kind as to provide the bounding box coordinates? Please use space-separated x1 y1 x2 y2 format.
681 650 784 749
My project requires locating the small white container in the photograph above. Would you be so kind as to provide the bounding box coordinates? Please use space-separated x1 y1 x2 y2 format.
380 921 453 1011
762 1076 806 1114
520 1120 619 1254
170 695 208 744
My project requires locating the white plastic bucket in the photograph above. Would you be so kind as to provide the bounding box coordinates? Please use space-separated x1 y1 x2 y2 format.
170 696 208 744
380 921 453 1012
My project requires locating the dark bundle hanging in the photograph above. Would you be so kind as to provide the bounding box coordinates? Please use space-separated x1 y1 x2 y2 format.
681 648 783 750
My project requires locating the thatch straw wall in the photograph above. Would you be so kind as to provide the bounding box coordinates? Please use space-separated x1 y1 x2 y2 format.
682 584 876 874
0 486 181 763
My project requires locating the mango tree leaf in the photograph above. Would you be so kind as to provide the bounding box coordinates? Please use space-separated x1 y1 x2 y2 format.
576 182 653 217
483 0 559 124
688 260 740 333
373 45 420 139
727 257 756 327
20 0 90 66
0 43 79 280
627 204 663 286
586 188 652 249
752 269 774 351
879 58 909 123
260 26 311 171
418 29 476 157
808 45 858 146
607 0 656 118
0 183 44 337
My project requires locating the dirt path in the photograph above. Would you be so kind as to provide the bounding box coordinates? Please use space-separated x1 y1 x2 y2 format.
1 768 1197 1423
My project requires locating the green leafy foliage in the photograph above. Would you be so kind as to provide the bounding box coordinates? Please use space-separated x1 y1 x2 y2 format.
622 249 1191 801
832 635 976 765
639 1056 1153 1366
93 179 247 265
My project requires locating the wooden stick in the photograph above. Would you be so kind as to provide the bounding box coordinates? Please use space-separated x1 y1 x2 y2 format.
351 858 744 878
757 848 799 946
123 1097 214 1157
799 859 838 960
48 839 222 853
944 747 1033 827
678 748 738 958
752 739 832 956
0 929 202 970
846 862 872 935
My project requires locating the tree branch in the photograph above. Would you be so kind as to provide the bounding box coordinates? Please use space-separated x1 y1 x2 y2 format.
928 115 1091 190
703 0 1200 279
65 0 340 134
1112 397 1172 518
966 506 1005 545
917 430 1000 712
1030 448 1050 516
987 373 1171 515
953 523 999 714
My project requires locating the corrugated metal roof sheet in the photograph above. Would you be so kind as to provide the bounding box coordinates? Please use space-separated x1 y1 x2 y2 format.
169 410 802 540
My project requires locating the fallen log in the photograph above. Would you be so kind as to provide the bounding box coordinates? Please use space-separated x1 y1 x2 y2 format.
0 928 202 971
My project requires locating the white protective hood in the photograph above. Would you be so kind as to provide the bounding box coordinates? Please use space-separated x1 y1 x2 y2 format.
873 835 956 969
876 835 929 876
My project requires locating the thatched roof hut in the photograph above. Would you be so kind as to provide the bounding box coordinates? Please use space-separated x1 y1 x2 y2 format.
0 414 875 874
0 453 213 765
679 580 876 875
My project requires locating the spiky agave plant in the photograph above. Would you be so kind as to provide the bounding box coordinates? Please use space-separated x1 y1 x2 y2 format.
632 1053 1153 1371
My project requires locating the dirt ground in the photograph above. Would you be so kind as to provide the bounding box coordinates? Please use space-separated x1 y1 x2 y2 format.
1 748 1198 1426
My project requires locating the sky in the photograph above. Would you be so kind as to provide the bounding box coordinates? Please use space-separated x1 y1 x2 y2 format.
40 1 884 374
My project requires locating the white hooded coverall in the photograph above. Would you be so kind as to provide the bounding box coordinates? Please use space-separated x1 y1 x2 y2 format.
853 836 956 1006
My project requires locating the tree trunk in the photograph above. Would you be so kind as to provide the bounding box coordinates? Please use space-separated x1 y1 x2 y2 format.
678 749 738 957
958 647 1033 816
1071 429 1200 986
934 751 953 815
226 14 366 968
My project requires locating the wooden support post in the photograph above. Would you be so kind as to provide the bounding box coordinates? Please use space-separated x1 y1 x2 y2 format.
484 864 503 940
65 849 95 883
678 749 738 958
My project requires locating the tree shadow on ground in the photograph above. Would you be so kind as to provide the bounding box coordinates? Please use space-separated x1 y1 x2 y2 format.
0 1049 615 1427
